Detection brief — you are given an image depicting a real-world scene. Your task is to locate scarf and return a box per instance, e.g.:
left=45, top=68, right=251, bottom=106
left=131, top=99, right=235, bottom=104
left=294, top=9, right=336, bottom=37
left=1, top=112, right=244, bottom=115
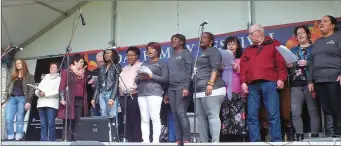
left=70, top=65, right=85, bottom=79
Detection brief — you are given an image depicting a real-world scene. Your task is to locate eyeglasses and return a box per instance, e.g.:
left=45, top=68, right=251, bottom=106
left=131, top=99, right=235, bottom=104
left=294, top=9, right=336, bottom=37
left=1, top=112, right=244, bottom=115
left=126, top=54, right=137, bottom=57
left=248, top=29, right=260, bottom=36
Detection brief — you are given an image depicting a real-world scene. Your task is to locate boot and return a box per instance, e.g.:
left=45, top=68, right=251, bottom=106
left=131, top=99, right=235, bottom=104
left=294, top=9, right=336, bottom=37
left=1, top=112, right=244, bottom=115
left=325, top=114, right=334, bottom=137
left=295, top=134, right=304, bottom=141
left=332, top=115, right=341, bottom=138
left=311, top=134, right=319, bottom=138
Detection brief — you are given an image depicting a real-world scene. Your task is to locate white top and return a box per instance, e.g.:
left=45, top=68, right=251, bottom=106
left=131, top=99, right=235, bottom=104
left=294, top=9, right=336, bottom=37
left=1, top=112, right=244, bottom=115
left=35, top=73, right=61, bottom=109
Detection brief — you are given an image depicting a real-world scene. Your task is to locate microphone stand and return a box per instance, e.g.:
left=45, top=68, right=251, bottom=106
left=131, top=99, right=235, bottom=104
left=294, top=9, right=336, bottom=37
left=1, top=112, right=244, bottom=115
left=106, top=46, right=134, bottom=143
left=191, top=24, right=205, bottom=143
left=58, top=46, right=71, bottom=142
left=58, top=10, right=81, bottom=142
left=1, top=45, right=15, bottom=59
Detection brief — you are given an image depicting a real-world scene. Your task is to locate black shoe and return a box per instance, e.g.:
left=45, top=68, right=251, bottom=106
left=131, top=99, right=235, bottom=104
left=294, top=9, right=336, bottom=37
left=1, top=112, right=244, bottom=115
left=311, top=134, right=319, bottom=138
left=3, top=139, right=15, bottom=141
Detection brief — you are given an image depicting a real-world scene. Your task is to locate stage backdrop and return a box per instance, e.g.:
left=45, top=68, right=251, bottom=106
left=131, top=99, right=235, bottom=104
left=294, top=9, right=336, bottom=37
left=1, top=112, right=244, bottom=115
left=70, top=18, right=341, bottom=72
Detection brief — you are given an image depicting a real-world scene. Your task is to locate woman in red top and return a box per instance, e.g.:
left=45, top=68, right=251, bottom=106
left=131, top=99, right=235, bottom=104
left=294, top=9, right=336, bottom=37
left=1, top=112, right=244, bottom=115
left=58, top=54, right=89, bottom=141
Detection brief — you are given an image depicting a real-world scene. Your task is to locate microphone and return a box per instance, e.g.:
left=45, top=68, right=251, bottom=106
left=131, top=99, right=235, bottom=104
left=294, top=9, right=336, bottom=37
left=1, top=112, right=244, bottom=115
left=11, top=45, right=23, bottom=50
left=200, top=20, right=208, bottom=26
left=79, top=9, right=86, bottom=26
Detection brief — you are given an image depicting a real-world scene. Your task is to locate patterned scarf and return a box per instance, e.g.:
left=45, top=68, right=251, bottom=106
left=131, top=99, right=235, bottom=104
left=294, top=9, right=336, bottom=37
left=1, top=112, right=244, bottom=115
left=70, top=64, right=85, bottom=79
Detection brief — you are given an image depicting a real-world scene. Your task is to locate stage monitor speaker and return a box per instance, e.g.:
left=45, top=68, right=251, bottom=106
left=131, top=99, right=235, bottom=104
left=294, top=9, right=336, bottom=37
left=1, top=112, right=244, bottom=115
left=75, top=116, right=118, bottom=142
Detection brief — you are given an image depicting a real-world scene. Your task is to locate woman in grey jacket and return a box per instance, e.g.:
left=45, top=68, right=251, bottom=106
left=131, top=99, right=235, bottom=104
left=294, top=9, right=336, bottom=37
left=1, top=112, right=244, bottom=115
left=194, top=32, right=226, bottom=143
left=164, top=34, right=193, bottom=145
left=4, top=59, right=35, bottom=141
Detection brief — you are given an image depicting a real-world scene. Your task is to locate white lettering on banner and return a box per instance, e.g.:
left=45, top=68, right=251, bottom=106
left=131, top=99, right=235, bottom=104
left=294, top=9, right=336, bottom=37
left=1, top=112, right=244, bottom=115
left=239, top=36, right=246, bottom=48
left=142, top=50, right=148, bottom=61
left=186, top=44, right=195, bottom=52
left=118, top=54, right=123, bottom=63
left=219, top=40, right=225, bottom=49
left=246, top=37, right=253, bottom=46
left=122, top=55, right=128, bottom=64
left=160, top=47, right=171, bottom=59
left=269, top=33, right=275, bottom=39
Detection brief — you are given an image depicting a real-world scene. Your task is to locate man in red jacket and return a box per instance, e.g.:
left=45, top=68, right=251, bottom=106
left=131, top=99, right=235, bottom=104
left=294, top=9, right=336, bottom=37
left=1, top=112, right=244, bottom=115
left=240, top=24, right=288, bottom=142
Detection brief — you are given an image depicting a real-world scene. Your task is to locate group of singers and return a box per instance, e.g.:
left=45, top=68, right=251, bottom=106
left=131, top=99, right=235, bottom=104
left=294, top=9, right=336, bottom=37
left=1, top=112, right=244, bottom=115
left=3, top=15, right=341, bottom=144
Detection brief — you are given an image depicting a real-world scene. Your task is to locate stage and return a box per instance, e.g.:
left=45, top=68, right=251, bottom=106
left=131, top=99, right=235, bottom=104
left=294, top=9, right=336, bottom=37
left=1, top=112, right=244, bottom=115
left=2, top=139, right=341, bottom=146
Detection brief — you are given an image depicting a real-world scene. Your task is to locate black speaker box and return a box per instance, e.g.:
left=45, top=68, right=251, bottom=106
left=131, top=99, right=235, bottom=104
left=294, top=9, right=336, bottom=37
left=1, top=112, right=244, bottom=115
left=75, top=116, right=118, bottom=142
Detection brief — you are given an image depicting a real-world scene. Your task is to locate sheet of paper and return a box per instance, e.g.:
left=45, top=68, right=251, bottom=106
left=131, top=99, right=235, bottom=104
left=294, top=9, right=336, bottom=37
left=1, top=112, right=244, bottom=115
left=138, top=66, right=153, bottom=75
left=27, top=84, right=45, bottom=92
left=276, top=45, right=298, bottom=63
left=219, top=49, right=235, bottom=68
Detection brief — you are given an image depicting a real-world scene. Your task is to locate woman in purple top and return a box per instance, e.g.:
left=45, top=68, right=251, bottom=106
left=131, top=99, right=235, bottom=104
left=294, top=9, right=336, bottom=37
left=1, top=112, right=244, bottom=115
left=220, top=36, right=246, bottom=142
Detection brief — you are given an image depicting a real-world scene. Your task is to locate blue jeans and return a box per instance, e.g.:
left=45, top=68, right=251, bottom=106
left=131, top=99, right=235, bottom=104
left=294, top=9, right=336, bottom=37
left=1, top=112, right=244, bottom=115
left=38, top=107, right=57, bottom=141
left=5, top=96, right=26, bottom=140
left=247, top=81, right=282, bottom=142
left=99, top=90, right=119, bottom=118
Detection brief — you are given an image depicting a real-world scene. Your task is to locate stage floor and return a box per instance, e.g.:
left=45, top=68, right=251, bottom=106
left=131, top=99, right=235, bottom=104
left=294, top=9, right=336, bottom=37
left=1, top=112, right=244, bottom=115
left=2, top=139, right=341, bottom=146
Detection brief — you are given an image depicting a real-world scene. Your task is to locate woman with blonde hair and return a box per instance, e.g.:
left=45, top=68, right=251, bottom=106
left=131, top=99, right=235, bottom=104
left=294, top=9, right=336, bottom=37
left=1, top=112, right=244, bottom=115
left=4, top=59, right=35, bottom=141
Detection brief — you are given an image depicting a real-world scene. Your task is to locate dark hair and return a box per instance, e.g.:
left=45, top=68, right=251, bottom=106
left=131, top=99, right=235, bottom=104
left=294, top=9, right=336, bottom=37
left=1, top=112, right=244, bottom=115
left=71, top=54, right=85, bottom=65
left=146, top=42, right=162, bottom=58
left=171, top=34, right=187, bottom=49
left=103, top=49, right=119, bottom=64
left=223, top=36, right=243, bottom=59
left=325, top=15, right=338, bottom=32
left=294, top=25, right=312, bottom=43
left=126, top=46, right=140, bottom=59
left=49, top=62, right=60, bottom=69
left=203, top=32, right=215, bottom=46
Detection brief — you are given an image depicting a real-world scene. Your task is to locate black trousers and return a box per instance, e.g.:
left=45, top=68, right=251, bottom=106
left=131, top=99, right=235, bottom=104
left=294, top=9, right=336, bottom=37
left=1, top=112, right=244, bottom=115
left=62, top=97, right=83, bottom=141
left=119, top=94, right=142, bottom=142
left=315, top=82, right=341, bottom=135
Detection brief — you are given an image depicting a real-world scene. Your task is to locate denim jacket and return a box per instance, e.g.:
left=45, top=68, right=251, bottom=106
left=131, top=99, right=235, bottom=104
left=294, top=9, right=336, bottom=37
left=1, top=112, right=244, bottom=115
left=93, top=63, right=121, bottom=102
left=288, top=45, right=312, bottom=81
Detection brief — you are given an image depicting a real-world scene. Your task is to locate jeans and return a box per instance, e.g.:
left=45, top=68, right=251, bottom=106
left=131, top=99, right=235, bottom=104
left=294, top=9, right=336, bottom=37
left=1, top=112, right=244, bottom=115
left=138, top=96, right=163, bottom=143
left=38, top=107, right=57, bottom=141
left=99, top=91, right=119, bottom=118
left=290, top=86, right=320, bottom=134
left=5, top=96, right=26, bottom=140
left=247, top=81, right=282, bottom=142
left=168, top=89, right=191, bottom=142
left=195, top=95, right=225, bottom=143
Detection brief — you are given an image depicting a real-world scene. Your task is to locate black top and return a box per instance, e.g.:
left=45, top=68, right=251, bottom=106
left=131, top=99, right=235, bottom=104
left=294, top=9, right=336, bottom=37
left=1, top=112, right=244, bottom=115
left=11, top=78, right=24, bottom=96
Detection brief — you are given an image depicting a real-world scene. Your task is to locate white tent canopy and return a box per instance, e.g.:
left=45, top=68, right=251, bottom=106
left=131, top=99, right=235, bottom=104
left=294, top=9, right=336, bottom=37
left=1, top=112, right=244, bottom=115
left=1, top=0, right=88, bottom=51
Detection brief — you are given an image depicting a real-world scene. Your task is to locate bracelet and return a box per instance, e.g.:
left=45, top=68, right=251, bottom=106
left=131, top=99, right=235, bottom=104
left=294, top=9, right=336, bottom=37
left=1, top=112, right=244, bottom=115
left=208, top=80, right=214, bottom=86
